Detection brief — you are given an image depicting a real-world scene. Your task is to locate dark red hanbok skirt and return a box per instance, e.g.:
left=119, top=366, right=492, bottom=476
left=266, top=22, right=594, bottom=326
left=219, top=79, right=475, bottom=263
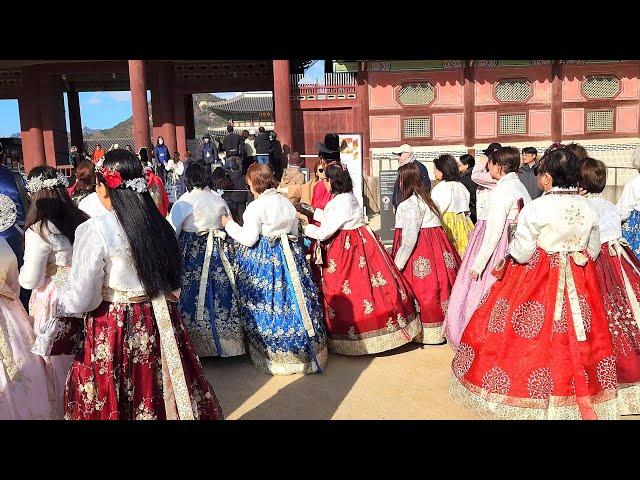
left=392, top=226, right=461, bottom=344
left=64, top=300, right=224, bottom=420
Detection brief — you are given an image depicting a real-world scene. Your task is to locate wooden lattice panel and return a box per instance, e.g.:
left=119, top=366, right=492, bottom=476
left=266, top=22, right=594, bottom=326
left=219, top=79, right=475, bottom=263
left=499, top=113, right=527, bottom=135
left=495, top=79, right=532, bottom=102
left=586, top=110, right=614, bottom=131
left=0, top=70, right=21, bottom=88
left=398, top=83, right=435, bottom=106
left=582, top=75, right=620, bottom=99
left=403, top=117, right=431, bottom=138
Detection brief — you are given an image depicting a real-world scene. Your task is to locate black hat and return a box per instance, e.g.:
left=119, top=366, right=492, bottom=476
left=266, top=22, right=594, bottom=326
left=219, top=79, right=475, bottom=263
left=202, top=134, right=211, bottom=140
left=317, top=133, right=341, bottom=160
left=482, top=142, right=502, bottom=156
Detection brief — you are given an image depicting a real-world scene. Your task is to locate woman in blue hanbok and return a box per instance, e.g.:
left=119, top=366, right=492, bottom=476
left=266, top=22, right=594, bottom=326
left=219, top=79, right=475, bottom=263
left=168, top=163, right=244, bottom=358
left=618, top=147, right=640, bottom=259
left=221, top=163, right=328, bottom=375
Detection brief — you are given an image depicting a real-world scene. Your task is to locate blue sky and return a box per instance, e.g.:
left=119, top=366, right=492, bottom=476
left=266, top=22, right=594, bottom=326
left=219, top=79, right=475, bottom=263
left=0, top=61, right=324, bottom=137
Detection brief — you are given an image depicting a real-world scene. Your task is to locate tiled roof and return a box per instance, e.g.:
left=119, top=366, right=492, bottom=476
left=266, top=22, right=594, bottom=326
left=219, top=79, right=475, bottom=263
left=206, top=93, right=273, bottom=113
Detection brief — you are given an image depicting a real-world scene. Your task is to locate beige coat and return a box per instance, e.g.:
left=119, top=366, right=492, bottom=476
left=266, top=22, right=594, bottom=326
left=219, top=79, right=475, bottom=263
left=285, top=178, right=319, bottom=205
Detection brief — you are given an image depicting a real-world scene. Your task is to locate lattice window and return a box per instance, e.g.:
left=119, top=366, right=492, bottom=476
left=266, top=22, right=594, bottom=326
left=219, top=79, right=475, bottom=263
left=398, top=83, right=435, bottom=105
left=499, top=113, right=527, bottom=135
left=495, top=79, right=532, bottom=102
left=583, top=75, right=620, bottom=99
left=586, top=110, right=614, bottom=131
left=403, top=117, right=431, bottom=138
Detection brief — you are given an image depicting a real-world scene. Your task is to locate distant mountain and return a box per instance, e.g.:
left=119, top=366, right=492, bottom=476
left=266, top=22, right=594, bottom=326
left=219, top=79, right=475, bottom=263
left=83, top=93, right=228, bottom=140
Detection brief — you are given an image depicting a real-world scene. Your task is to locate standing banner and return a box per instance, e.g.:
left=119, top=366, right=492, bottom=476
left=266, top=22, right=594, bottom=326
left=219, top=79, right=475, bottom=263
left=379, top=170, right=398, bottom=244
left=338, top=133, right=364, bottom=219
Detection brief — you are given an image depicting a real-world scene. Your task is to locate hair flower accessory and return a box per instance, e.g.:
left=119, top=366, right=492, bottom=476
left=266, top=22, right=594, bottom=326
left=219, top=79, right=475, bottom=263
left=25, top=172, right=69, bottom=193
left=97, top=165, right=124, bottom=189
left=124, top=177, right=148, bottom=193
left=97, top=164, right=147, bottom=193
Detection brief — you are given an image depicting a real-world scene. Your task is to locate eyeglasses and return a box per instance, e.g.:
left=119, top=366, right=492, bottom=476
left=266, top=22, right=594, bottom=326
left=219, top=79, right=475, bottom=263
left=317, top=168, right=324, bottom=173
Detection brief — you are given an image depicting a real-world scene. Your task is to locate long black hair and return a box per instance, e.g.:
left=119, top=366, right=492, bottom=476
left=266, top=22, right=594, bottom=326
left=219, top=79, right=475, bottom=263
left=25, top=166, right=89, bottom=243
left=97, top=149, right=181, bottom=298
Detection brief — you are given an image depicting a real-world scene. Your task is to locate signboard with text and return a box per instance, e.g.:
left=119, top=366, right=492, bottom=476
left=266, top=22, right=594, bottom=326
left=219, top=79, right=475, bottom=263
left=379, top=170, right=398, bottom=244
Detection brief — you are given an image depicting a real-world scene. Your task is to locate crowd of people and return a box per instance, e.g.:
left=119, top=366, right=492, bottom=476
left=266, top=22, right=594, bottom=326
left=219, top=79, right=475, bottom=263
left=2, top=133, right=640, bottom=420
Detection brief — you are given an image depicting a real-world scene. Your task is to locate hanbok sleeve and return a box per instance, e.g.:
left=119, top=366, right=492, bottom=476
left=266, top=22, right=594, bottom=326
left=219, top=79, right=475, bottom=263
left=312, top=208, right=325, bottom=223
left=225, top=204, right=261, bottom=247
left=289, top=216, right=300, bottom=236
left=508, top=203, right=539, bottom=264
left=471, top=156, right=497, bottom=189
left=57, top=220, right=107, bottom=315
left=18, top=228, right=50, bottom=290
left=617, top=178, right=638, bottom=222
left=167, top=199, right=190, bottom=237
left=431, top=182, right=452, bottom=214
left=393, top=200, right=422, bottom=271
left=587, top=211, right=602, bottom=261
left=304, top=196, right=349, bottom=241
left=471, top=189, right=512, bottom=274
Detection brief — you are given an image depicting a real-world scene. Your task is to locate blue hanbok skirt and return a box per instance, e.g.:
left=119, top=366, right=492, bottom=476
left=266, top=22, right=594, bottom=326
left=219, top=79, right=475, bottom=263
left=234, top=235, right=328, bottom=375
left=178, top=231, right=244, bottom=357
left=622, top=210, right=640, bottom=260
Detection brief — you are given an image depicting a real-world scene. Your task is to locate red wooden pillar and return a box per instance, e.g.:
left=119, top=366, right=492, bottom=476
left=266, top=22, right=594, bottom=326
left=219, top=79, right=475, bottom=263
left=463, top=61, right=476, bottom=153
left=157, top=62, right=177, bottom=155
left=174, top=91, right=187, bottom=159
left=128, top=60, right=152, bottom=152
left=356, top=65, right=371, bottom=175
left=551, top=60, right=563, bottom=143
left=184, top=94, right=195, bottom=140
left=19, top=66, right=46, bottom=172
left=40, top=75, right=69, bottom=166
left=68, top=86, right=84, bottom=150
left=273, top=60, right=294, bottom=151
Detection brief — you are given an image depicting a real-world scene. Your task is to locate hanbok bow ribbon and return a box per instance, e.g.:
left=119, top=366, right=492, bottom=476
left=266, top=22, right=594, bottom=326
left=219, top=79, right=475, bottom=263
left=554, top=251, right=589, bottom=342
left=270, top=233, right=315, bottom=338
left=196, top=229, right=238, bottom=329
left=608, top=238, right=640, bottom=331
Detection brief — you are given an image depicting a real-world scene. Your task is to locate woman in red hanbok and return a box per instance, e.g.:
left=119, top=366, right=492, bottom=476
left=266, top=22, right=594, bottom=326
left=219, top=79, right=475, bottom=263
left=450, top=147, right=638, bottom=419
left=143, top=166, right=169, bottom=217
left=58, top=150, right=223, bottom=420
left=392, top=162, right=461, bottom=344
left=304, top=163, right=420, bottom=355
left=581, top=158, right=640, bottom=415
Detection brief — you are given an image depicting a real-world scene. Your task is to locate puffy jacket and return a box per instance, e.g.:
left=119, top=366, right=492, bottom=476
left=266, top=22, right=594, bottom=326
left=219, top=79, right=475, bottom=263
left=254, top=132, right=272, bottom=155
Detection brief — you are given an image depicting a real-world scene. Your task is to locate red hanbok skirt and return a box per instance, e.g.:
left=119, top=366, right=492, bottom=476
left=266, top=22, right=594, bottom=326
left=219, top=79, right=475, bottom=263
left=64, top=300, right=224, bottom=420
left=594, top=242, right=640, bottom=415
left=317, top=226, right=421, bottom=355
left=392, top=226, right=461, bottom=344
left=450, top=248, right=625, bottom=420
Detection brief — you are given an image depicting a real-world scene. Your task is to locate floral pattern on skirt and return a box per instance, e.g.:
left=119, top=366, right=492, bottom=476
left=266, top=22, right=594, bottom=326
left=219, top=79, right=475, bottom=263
left=392, top=226, right=460, bottom=344
left=0, top=296, right=59, bottom=419
left=64, top=300, right=223, bottom=420
left=594, top=242, right=640, bottom=415
left=318, top=226, right=421, bottom=355
left=29, top=274, right=75, bottom=416
left=441, top=212, right=475, bottom=257
left=450, top=248, right=628, bottom=420
left=622, top=210, right=640, bottom=260
left=234, top=236, right=328, bottom=375
left=178, top=232, right=244, bottom=357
